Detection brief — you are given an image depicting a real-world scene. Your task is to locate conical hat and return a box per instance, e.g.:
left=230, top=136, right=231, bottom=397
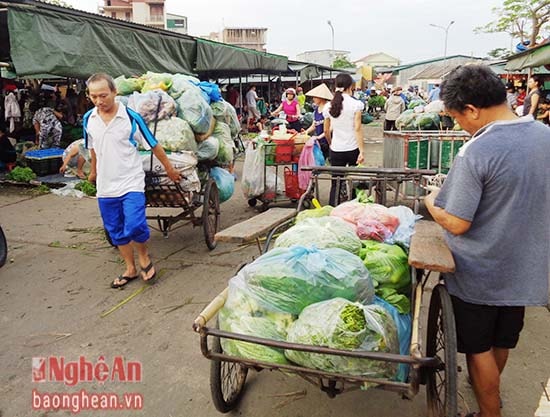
left=305, top=83, right=333, bottom=100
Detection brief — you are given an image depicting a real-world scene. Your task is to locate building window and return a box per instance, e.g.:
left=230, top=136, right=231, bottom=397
left=111, top=12, right=116, bottom=18
left=173, top=19, right=186, bottom=28
left=125, top=11, right=131, bottom=20
left=106, top=0, right=111, bottom=5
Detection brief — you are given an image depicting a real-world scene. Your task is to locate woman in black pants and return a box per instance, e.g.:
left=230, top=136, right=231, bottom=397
left=323, top=74, right=365, bottom=206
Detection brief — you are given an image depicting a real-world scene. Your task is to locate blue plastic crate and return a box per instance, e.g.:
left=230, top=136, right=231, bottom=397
left=25, top=148, right=64, bottom=159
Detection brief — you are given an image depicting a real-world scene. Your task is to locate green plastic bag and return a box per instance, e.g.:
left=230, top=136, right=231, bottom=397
left=114, top=76, right=144, bottom=95
left=295, top=206, right=333, bottom=223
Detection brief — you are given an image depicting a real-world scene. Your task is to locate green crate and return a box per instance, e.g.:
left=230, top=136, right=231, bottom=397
left=406, top=139, right=429, bottom=169
left=265, top=144, right=276, bottom=166
left=439, top=139, right=466, bottom=173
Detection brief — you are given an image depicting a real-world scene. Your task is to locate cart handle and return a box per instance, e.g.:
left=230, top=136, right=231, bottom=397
left=192, top=288, right=228, bottom=332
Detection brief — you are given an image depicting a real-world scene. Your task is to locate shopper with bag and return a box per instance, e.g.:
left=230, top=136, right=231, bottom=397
left=304, top=83, right=333, bottom=159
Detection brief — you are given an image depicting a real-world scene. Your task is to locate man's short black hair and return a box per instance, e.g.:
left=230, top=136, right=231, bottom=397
left=440, top=65, right=506, bottom=112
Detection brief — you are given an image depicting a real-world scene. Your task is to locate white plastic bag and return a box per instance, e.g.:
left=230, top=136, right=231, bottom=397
left=142, top=151, right=200, bottom=192
left=241, top=141, right=265, bottom=198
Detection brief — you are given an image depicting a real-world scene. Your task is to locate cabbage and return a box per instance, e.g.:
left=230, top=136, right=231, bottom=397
left=285, top=298, right=398, bottom=376
left=149, top=117, right=197, bottom=153
left=275, top=217, right=362, bottom=255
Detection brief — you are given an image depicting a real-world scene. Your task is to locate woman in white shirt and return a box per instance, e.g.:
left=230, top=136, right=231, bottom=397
left=323, top=73, right=365, bottom=205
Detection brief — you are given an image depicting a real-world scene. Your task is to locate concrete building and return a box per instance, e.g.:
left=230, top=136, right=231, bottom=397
left=100, top=0, right=165, bottom=30
left=222, top=28, right=267, bottom=52
left=166, top=13, right=188, bottom=35
left=296, top=49, right=351, bottom=68
left=354, top=52, right=400, bottom=68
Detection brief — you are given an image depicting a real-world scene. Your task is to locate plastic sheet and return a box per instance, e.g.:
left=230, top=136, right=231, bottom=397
left=210, top=166, right=234, bottom=203
left=285, top=298, right=398, bottom=376
left=275, top=216, right=362, bottom=255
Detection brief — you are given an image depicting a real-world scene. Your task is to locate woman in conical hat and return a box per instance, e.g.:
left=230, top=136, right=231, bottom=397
left=304, top=83, right=333, bottom=159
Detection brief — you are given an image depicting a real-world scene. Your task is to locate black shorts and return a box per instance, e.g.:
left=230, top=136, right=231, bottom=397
left=450, top=295, right=525, bottom=354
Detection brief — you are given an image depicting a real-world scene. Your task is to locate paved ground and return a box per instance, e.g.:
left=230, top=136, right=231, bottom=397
left=0, top=127, right=548, bottom=417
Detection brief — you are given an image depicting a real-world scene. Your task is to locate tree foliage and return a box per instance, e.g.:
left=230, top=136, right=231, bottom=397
left=487, top=47, right=513, bottom=59
left=332, top=55, right=355, bottom=69
left=476, top=0, right=550, bottom=47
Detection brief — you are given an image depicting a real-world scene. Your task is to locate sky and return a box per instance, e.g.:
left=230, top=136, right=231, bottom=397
left=67, top=0, right=514, bottom=64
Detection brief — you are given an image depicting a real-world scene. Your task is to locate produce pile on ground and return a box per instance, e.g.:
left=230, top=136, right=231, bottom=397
left=115, top=72, right=240, bottom=200
left=219, top=195, right=420, bottom=383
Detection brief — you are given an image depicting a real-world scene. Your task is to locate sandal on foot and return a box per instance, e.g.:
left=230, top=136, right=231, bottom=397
left=141, top=262, right=157, bottom=284
left=111, top=275, right=138, bottom=289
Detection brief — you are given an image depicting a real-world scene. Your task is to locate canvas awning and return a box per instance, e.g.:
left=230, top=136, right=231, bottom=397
left=195, top=38, right=288, bottom=77
left=505, top=43, right=550, bottom=71
left=4, top=2, right=196, bottom=78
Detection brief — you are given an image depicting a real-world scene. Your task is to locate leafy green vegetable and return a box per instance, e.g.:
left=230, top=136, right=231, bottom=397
left=285, top=298, right=398, bottom=376
left=407, top=99, right=426, bottom=110
left=375, top=287, right=411, bottom=315
left=74, top=180, right=97, bottom=196
left=368, top=95, right=386, bottom=109
left=416, top=112, right=440, bottom=130
left=359, top=241, right=410, bottom=288
left=7, top=166, right=36, bottom=182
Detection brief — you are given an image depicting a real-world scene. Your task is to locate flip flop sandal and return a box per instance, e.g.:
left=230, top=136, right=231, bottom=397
left=141, top=262, right=157, bottom=284
left=111, top=275, right=138, bottom=289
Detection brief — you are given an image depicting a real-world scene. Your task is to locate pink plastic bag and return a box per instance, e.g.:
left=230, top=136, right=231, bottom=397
left=298, top=138, right=317, bottom=190
left=331, top=202, right=400, bottom=241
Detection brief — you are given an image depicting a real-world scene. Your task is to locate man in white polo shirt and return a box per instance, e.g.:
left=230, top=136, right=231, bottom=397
left=84, top=73, right=180, bottom=289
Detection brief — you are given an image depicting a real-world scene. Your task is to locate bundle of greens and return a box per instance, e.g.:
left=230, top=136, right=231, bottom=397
left=74, top=180, right=97, bottom=197
left=7, top=166, right=36, bottom=182
left=285, top=298, right=398, bottom=376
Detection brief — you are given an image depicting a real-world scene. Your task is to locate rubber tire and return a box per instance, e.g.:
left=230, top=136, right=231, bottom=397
left=426, top=284, right=458, bottom=417
left=0, top=226, right=7, bottom=268
left=247, top=198, right=257, bottom=207
left=202, top=179, right=220, bottom=251
left=210, top=326, right=248, bottom=413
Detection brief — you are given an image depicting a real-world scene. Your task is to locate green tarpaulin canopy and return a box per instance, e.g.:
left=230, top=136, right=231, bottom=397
left=505, top=43, right=550, bottom=71
left=195, top=38, right=288, bottom=77
left=7, top=4, right=196, bottom=78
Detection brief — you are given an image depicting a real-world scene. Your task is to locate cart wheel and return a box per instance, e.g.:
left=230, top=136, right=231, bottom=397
left=210, top=329, right=248, bottom=413
left=247, top=198, right=257, bottom=207
left=426, top=284, right=458, bottom=417
left=202, top=179, right=220, bottom=250
left=104, top=228, right=116, bottom=248
left=0, top=226, right=7, bottom=268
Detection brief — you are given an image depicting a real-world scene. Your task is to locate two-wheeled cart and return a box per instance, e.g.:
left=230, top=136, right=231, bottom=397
left=194, top=167, right=459, bottom=416
left=143, top=162, right=220, bottom=250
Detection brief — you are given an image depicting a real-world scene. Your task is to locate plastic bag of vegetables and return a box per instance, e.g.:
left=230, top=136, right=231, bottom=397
left=239, top=246, right=375, bottom=315
left=395, top=110, right=417, bottom=130
left=210, top=100, right=241, bottom=138
left=218, top=277, right=295, bottom=364
left=148, top=117, right=197, bottom=153
left=212, top=121, right=234, bottom=166
left=140, top=71, right=173, bottom=92
left=275, top=216, right=362, bottom=255
left=114, top=76, right=144, bottom=95
left=416, top=112, right=440, bottom=130
left=359, top=240, right=410, bottom=290
left=210, top=166, right=234, bottom=203
left=386, top=206, right=422, bottom=249
left=176, top=88, right=213, bottom=134
left=295, top=205, right=333, bottom=223
left=168, top=73, right=200, bottom=99
left=285, top=298, right=398, bottom=377
left=375, top=287, right=410, bottom=315
left=196, top=136, right=219, bottom=161
left=331, top=202, right=400, bottom=242
left=128, top=90, right=177, bottom=123
left=141, top=151, right=200, bottom=192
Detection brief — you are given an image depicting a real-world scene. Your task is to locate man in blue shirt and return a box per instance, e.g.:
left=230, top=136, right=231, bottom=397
left=425, top=65, right=550, bottom=417
left=427, top=83, right=440, bottom=102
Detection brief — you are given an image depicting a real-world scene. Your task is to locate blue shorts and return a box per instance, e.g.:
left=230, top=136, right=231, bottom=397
left=98, top=192, right=149, bottom=246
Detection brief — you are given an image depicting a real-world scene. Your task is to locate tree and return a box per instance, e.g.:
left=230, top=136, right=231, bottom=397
left=332, top=55, right=355, bottom=69
left=487, top=47, right=513, bottom=59
left=476, top=0, right=550, bottom=47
